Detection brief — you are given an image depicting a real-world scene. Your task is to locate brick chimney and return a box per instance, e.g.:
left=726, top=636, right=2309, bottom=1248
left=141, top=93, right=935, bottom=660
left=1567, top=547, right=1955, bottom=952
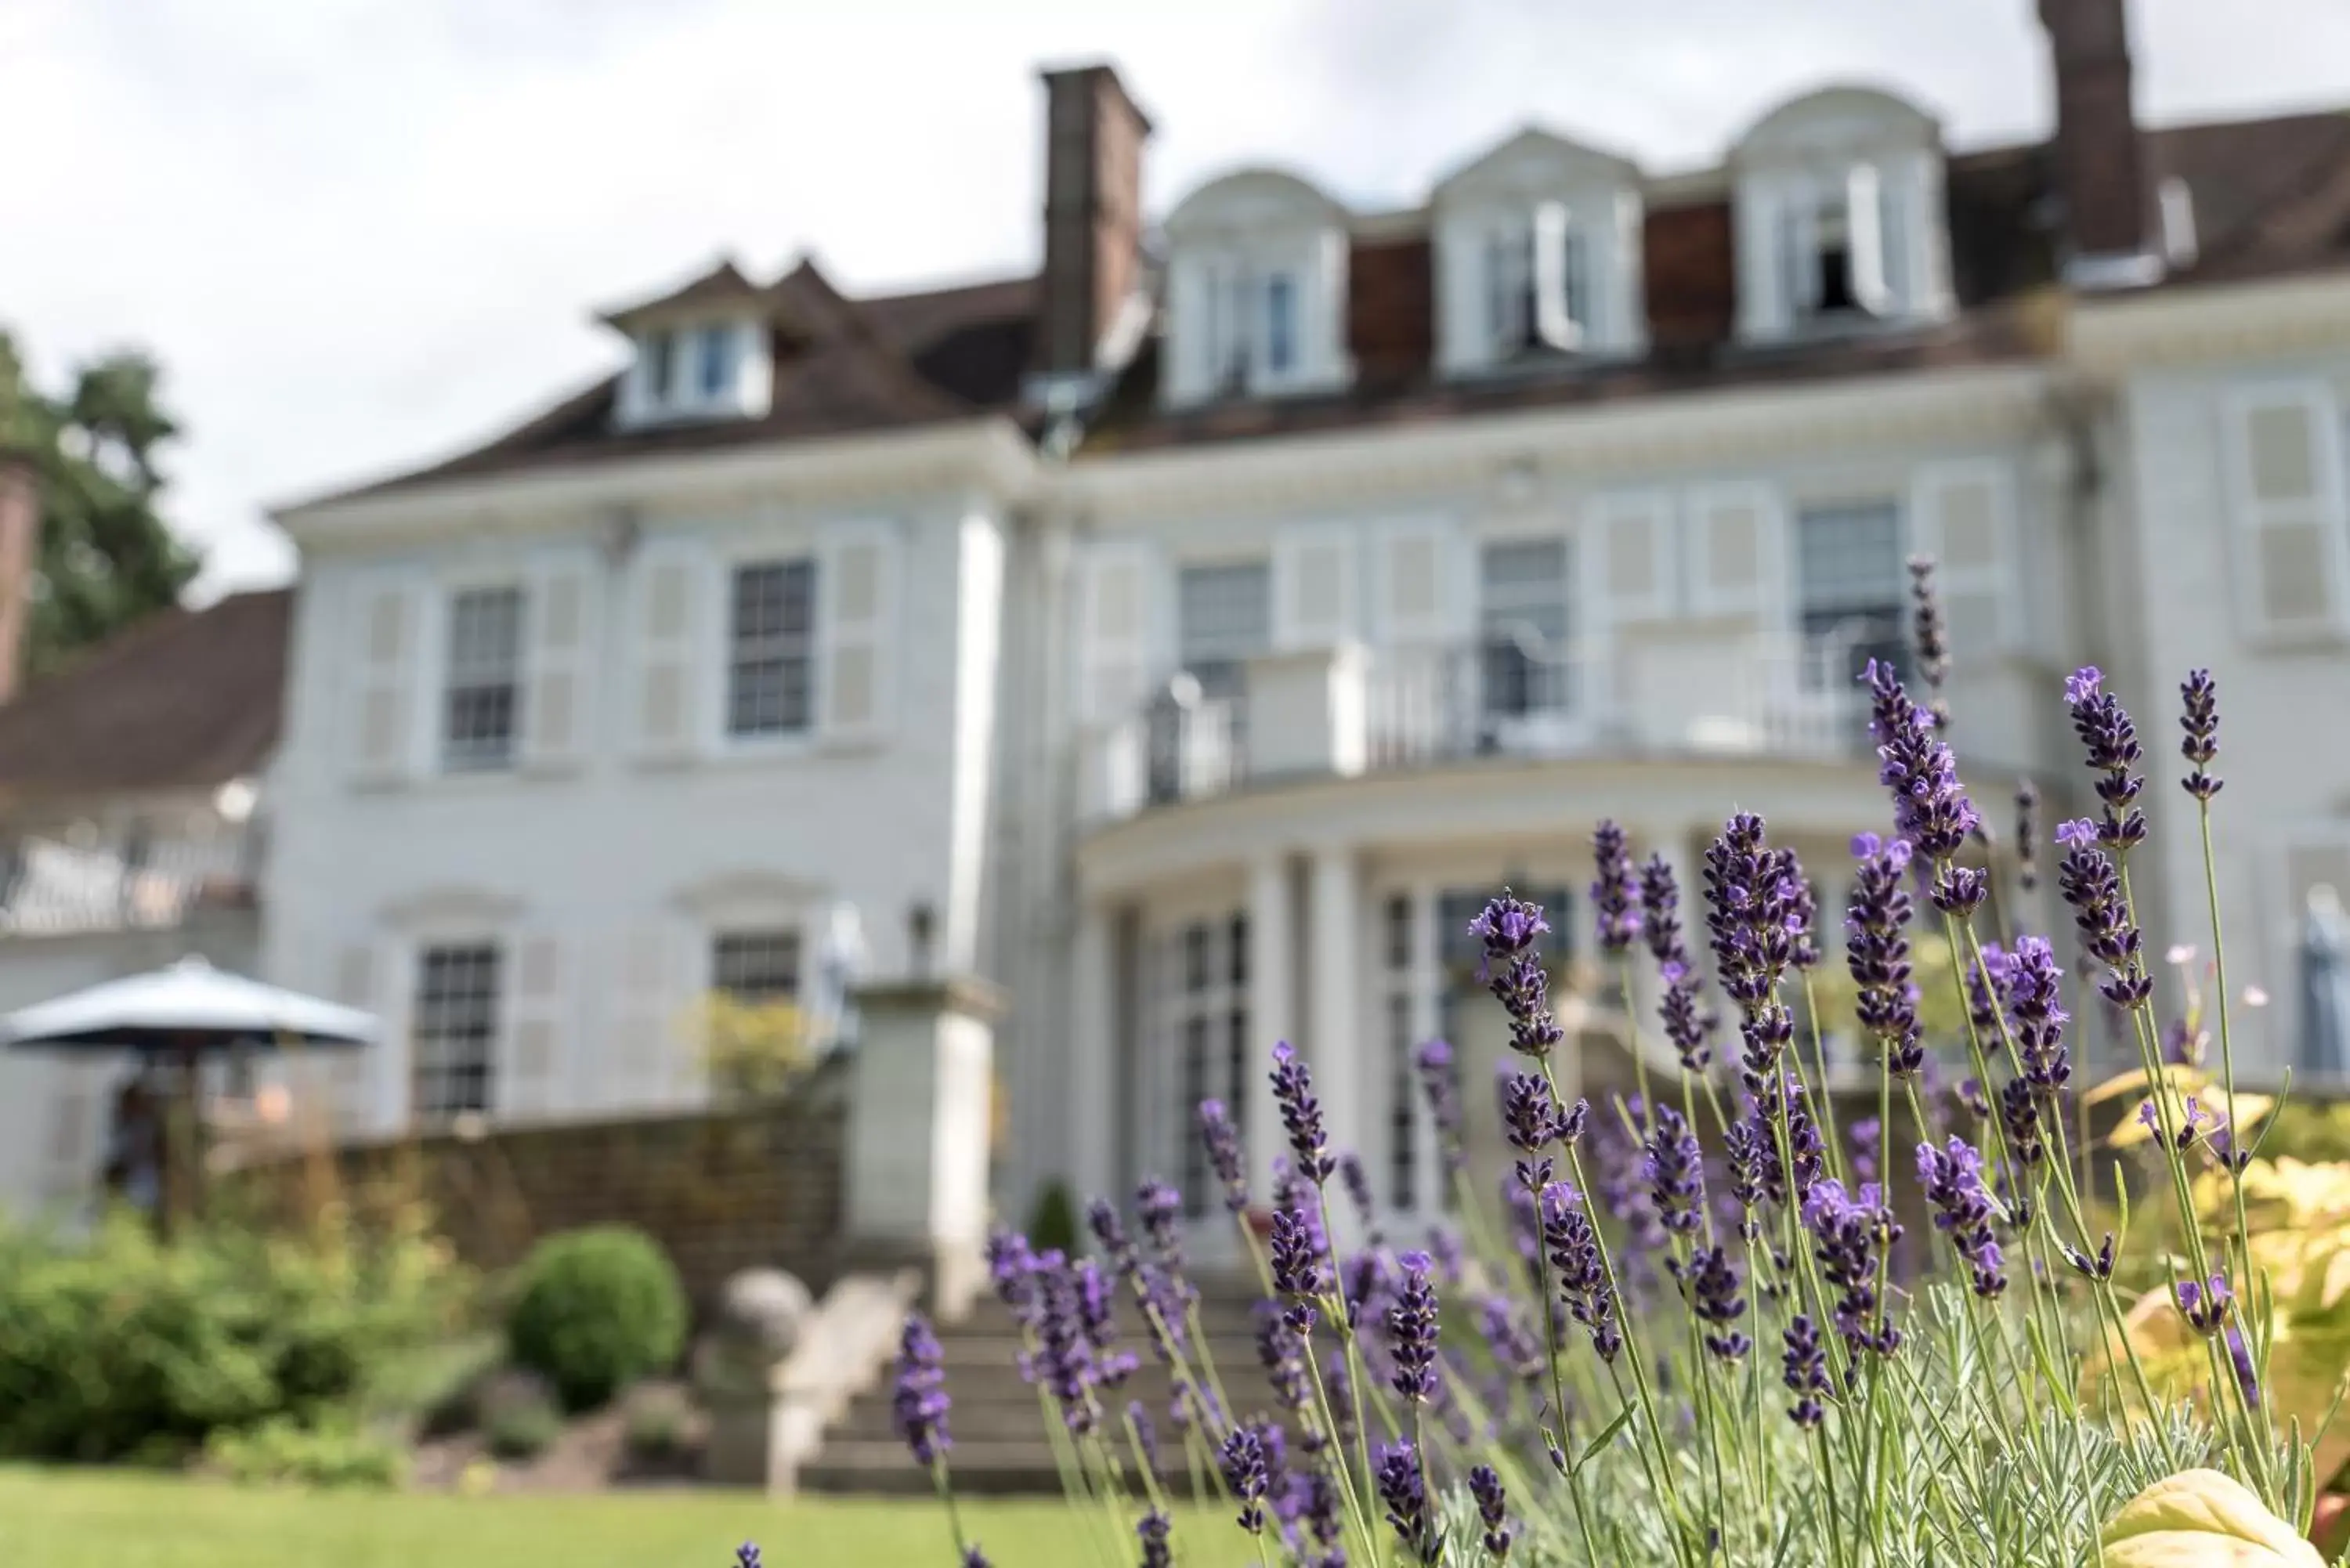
left=1034, top=63, right=1152, bottom=391
left=0, top=457, right=37, bottom=705
left=2039, top=0, right=2158, bottom=286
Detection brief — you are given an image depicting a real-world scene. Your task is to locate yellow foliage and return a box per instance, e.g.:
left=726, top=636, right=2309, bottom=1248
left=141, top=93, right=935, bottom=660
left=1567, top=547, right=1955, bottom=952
left=692, top=992, right=810, bottom=1101
left=2099, top=1469, right=2324, bottom=1566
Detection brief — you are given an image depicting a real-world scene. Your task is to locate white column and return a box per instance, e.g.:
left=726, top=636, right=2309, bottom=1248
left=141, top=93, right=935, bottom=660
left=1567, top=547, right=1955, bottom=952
left=1246, top=855, right=1293, bottom=1207
left=1407, top=880, right=1444, bottom=1219
left=1068, top=902, right=1116, bottom=1207
left=1309, top=843, right=1364, bottom=1185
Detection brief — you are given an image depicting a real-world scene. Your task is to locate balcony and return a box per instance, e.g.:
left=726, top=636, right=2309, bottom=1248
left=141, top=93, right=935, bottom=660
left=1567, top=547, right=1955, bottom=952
left=1081, top=631, right=1872, bottom=824
left=0, top=818, right=262, bottom=938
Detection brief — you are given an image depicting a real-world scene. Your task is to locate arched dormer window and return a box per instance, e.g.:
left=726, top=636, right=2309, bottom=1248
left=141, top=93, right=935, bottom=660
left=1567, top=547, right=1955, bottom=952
left=1432, top=128, right=1646, bottom=377
left=1162, top=169, right=1352, bottom=408
left=1731, top=87, right=1953, bottom=344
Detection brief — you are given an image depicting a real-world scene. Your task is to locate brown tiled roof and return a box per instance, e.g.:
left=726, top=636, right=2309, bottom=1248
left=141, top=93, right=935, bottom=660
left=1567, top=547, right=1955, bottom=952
left=0, top=589, right=291, bottom=802
left=2149, top=111, right=2350, bottom=284
left=596, top=258, right=773, bottom=331
left=312, top=262, right=1040, bottom=504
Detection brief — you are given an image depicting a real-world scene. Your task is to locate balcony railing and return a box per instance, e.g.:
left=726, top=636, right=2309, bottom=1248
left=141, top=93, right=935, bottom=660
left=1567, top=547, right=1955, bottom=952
left=1082, top=632, right=1871, bottom=822
left=0, top=819, right=262, bottom=938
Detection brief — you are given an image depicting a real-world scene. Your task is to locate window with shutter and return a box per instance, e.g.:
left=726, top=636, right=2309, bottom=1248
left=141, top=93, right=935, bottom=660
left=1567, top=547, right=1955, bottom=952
left=628, top=547, right=709, bottom=760
left=1797, top=501, right=1908, bottom=687
left=819, top=523, right=898, bottom=744
left=1687, top=483, right=1781, bottom=620
left=411, top=941, right=501, bottom=1121
left=1374, top=522, right=1452, bottom=644
left=1589, top=492, right=1676, bottom=625
left=1479, top=537, right=1574, bottom=719
left=1274, top=526, right=1357, bottom=649
left=2223, top=384, right=2350, bottom=640
left=348, top=577, right=419, bottom=784
left=1908, top=461, right=2016, bottom=663
left=1179, top=560, right=1273, bottom=695
left=605, top=922, right=679, bottom=1110
left=1080, top=544, right=1154, bottom=722
left=523, top=558, right=596, bottom=771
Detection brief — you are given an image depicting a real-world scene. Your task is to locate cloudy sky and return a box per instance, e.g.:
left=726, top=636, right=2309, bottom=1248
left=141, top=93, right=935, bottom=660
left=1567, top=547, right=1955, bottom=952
left=6, top=0, right=2348, bottom=596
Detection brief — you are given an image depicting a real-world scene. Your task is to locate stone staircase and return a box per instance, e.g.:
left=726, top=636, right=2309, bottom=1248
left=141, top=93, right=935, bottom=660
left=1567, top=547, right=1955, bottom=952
left=799, top=1270, right=1282, bottom=1494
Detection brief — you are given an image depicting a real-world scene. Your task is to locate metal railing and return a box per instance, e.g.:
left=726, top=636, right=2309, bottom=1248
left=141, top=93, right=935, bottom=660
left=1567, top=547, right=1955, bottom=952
left=1084, top=631, right=1872, bottom=822
left=0, top=820, right=262, bottom=938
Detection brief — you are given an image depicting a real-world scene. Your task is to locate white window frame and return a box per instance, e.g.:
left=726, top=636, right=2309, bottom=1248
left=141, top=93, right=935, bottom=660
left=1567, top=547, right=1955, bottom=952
left=1146, top=902, right=1253, bottom=1222
left=1371, top=519, right=1455, bottom=645
left=1907, top=458, right=2021, bottom=656
left=1684, top=481, right=1787, bottom=623
left=1587, top=490, right=1679, bottom=626
left=718, top=547, right=822, bottom=750
left=437, top=581, right=528, bottom=775
left=408, top=937, right=505, bottom=1124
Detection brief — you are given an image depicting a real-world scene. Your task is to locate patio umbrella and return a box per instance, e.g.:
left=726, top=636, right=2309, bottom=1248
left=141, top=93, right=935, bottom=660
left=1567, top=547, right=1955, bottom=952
left=2301, top=886, right=2350, bottom=1082
left=2, top=956, right=378, bottom=1229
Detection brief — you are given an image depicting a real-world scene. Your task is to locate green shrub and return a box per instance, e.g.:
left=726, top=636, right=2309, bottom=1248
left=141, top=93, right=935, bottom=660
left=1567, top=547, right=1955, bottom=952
left=206, top=1413, right=407, bottom=1489
left=1025, top=1180, right=1079, bottom=1255
left=476, top=1368, right=563, bottom=1460
left=0, top=1209, right=473, bottom=1464
left=504, top=1227, right=686, bottom=1412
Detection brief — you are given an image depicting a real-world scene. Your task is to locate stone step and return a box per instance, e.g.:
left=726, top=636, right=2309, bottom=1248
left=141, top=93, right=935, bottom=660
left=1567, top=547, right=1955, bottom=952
left=797, top=1439, right=1217, bottom=1498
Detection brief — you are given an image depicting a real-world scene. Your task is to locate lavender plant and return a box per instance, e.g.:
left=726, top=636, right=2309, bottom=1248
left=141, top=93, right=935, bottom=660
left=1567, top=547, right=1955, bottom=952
left=865, top=634, right=2334, bottom=1566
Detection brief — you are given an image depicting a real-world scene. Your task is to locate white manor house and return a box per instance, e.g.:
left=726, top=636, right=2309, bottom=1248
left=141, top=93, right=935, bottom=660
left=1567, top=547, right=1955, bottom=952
left=5, top=0, right=2350, bottom=1232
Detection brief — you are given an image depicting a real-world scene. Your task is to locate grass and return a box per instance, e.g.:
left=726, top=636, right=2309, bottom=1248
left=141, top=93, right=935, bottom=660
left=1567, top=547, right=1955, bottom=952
left=0, top=1467, right=1258, bottom=1568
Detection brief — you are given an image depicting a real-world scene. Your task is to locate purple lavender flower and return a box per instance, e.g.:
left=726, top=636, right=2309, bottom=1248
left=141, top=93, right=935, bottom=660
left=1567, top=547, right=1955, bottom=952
left=1338, top=1153, right=1379, bottom=1242
left=1386, top=1251, right=1440, bottom=1403
left=736, top=1544, right=761, bottom=1568
left=1643, top=853, right=1718, bottom=1070
left=1643, top=1103, right=1706, bottom=1237
left=1917, top=1137, right=2007, bottom=1300
left=1748, top=1074, right=1828, bottom=1209
left=2225, top=1326, right=2260, bottom=1411
left=1909, top=556, right=1951, bottom=724
left=1126, top=1399, right=1161, bottom=1475
left=985, top=1227, right=1041, bottom=1326
left=2003, top=934, right=2072, bottom=1093
left=891, top=1313, right=953, bottom=1465
left=2057, top=841, right=2151, bottom=1006
left=1540, top=1182, right=1622, bottom=1362
left=1136, top=1509, right=1172, bottom=1568
left=1862, top=659, right=1981, bottom=863
left=1686, top=1243, right=1751, bottom=1360
left=2180, top=669, right=2222, bottom=801
left=1846, top=833, right=1924, bottom=1076
left=1219, top=1426, right=1269, bottom=1534
left=1965, top=941, right=2008, bottom=1036
left=1849, top=1116, right=1882, bottom=1183
left=2065, top=666, right=2149, bottom=851
left=964, top=1549, right=989, bottom=1568
left=1270, top=1042, right=1337, bottom=1183
left=2177, top=1271, right=2233, bottom=1335
left=1426, top=1223, right=1465, bottom=1286
left=1269, top=1206, right=1325, bottom=1311
left=2016, top=780, right=2041, bottom=894
left=1075, top=1259, right=1138, bottom=1389
left=1478, top=1291, right=1546, bottom=1388
left=1034, top=1255, right=1098, bottom=1434
left=1087, top=1198, right=1140, bottom=1282
left=1502, top=1071, right=1567, bottom=1190
left=1958, top=1077, right=1993, bottom=1122
left=1470, top=1463, right=1513, bottom=1559
left=1802, top=1178, right=1903, bottom=1359
left=1471, top=891, right=1567, bottom=1058
left=2138, top=1095, right=2211, bottom=1155
left=2207, top=1122, right=2256, bottom=1174
left=1783, top=1314, right=1829, bottom=1428
left=2062, top=1231, right=2117, bottom=1281
left=1723, top=1110, right=1770, bottom=1239
left=1197, top=1100, right=1249, bottom=1215
left=1705, top=813, right=1803, bottom=1094
left=1375, top=1440, right=1439, bottom=1566
left=1136, top=1180, right=1184, bottom=1268
left=1787, top=855, right=1823, bottom=972
left=2000, top=1077, right=2045, bottom=1175
left=1591, top=820, right=1644, bottom=955
left=1414, top=1039, right=1465, bottom=1180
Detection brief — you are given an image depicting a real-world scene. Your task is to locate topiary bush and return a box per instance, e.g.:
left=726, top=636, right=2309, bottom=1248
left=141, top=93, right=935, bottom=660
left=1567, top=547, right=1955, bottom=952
left=504, top=1227, right=686, bottom=1412
left=1025, top=1180, right=1078, bottom=1256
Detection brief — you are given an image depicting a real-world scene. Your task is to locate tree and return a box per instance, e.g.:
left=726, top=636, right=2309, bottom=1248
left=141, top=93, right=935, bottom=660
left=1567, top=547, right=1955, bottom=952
left=0, top=328, right=200, bottom=679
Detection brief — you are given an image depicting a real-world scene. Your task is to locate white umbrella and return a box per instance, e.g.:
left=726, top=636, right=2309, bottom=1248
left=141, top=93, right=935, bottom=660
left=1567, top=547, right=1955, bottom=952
left=2, top=956, right=377, bottom=1233
left=0, top=955, right=378, bottom=1053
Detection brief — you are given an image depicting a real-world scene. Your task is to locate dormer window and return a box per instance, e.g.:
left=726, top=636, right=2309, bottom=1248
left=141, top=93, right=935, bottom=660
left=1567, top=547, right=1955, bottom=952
left=1483, top=204, right=1591, bottom=358
left=1434, top=128, right=1643, bottom=378
left=1788, top=167, right=1893, bottom=323
left=1732, top=88, right=1952, bottom=344
left=620, top=316, right=769, bottom=427
left=1163, top=169, right=1353, bottom=408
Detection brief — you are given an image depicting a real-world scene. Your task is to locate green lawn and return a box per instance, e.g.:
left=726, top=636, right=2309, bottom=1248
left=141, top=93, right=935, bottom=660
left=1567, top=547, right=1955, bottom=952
left=0, top=1468, right=1256, bottom=1568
